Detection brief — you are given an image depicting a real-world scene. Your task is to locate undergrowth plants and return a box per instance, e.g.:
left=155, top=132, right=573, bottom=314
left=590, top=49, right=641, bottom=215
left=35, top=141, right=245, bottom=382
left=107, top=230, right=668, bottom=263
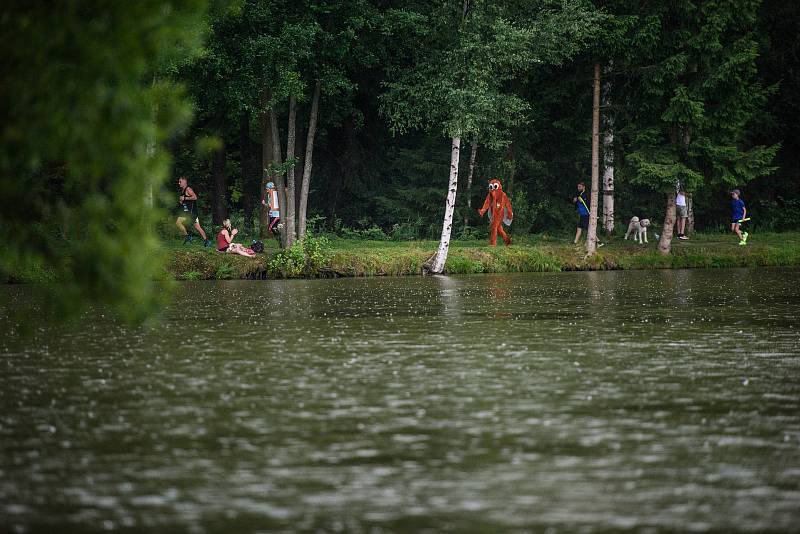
left=268, top=235, right=332, bottom=277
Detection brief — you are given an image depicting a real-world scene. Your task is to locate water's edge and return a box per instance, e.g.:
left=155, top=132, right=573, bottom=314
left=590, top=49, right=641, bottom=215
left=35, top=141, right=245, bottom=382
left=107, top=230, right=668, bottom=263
left=166, top=240, right=800, bottom=280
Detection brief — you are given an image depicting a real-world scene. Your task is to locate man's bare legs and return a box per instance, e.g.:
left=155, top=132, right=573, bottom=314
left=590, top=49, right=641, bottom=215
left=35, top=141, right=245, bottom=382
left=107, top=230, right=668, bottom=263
left=176, top=217, right=188, bottom=236
left=193, top=219, right=207, bottom=241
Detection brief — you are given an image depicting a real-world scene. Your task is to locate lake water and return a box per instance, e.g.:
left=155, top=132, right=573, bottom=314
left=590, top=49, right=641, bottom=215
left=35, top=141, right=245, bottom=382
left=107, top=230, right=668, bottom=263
left=1, top=268, right=799, bottom=532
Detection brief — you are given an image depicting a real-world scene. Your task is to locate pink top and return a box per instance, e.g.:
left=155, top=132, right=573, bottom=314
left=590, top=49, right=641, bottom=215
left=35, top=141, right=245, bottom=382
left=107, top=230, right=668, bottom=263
left=216, top=230, right=230, bottom=251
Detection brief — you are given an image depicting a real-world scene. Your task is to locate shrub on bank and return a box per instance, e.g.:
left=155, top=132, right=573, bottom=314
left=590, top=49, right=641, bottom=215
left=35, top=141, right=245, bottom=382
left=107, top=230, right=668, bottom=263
left=269, top=235, right=331, bottom=278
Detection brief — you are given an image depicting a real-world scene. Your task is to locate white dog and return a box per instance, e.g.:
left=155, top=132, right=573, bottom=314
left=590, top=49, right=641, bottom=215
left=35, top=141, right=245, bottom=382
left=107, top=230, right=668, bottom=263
left=624, top=216, right=651, bottom=244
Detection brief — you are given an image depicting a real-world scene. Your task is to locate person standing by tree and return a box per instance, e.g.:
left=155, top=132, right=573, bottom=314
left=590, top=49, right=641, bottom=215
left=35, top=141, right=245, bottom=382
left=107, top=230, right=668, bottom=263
left=730, top=189, right=748, bottom=246
left=676, top=189, right=689, bottom=240
left=573, top=181, right=590, bottom=244
left=176, top=176, right=210, bottom=247
left=262, top=181, right=281, bottom=243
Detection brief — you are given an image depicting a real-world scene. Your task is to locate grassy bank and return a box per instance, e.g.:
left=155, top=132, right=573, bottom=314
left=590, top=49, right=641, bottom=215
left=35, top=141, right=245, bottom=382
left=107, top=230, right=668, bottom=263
left=5, top=232, right=799, bottom=283
left=163, top=232, right=800, bottom=280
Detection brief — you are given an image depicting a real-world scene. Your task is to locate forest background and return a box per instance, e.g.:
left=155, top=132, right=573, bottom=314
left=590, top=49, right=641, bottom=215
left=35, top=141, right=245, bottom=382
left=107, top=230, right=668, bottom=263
left=172, top=0, right=798, bottom=240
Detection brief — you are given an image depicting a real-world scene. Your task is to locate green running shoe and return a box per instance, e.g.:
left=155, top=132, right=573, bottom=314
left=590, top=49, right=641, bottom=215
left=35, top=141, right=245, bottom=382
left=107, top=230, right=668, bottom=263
left=742, top=231, right=749, bottom=243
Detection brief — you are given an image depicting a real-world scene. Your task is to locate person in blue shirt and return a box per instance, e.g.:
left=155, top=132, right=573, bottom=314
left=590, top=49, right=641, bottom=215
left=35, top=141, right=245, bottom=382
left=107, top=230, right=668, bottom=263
left=573, top=182, right=590, bottom=244
left=730, top=189, right=748, bottom=246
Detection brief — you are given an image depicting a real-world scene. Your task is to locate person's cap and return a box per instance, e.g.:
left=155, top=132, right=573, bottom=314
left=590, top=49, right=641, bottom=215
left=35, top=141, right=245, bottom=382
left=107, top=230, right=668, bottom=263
left=731, top=189, right=740, bottom=195
left=266, top=182, right=275, bottom=189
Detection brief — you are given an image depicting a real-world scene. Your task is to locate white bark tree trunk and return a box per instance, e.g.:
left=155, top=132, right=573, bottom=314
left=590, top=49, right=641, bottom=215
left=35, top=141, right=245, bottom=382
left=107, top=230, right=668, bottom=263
left=659, top=193, right=676, bottom=255
left=427, top=137, right=461, bottom=274
left=298, top=81, right=321, bottom=239
left=587, top=63, right=601, bottom=256
left=463, top=141, right=477, bottom=230
left=601, top=65, right=614, bottom=236
left=686, top=194, right=694, bottom=234
left=602, top=129, right=614, bottom=235
left=284, top=95, right=298, bottom=246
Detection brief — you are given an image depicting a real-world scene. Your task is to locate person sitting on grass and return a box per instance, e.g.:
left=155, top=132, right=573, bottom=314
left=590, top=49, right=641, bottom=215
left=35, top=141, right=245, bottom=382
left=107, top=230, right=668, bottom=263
left=730, top=189, right=749, bottom=246
left=216, top=219, right=256, bottom=257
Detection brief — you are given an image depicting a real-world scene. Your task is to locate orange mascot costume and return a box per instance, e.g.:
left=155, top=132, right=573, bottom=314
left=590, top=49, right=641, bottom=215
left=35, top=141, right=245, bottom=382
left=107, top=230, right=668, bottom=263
left=478, top=179, right=513, bottom=246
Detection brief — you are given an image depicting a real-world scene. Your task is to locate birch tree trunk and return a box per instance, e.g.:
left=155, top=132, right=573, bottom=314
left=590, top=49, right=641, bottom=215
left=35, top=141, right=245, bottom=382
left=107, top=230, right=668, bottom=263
left=240, top=113, right=256, bottom=234
left=586, top=63, right=601, bottom=255
left=686, top=194, right=695, bottom=234
left=426, top=137, right=461, bottom=274
left=463, top=141, right=477, bottom=230
left=602, top=128, right=614, bottom=235
left=284, top=95, right=297, bottom=246
left=298, top=80, right=321, bottom=239
left=211, top=142, right=227, bottom=225
left=659, top=192, right=677, bottom=255
left=601, top=65, right=614, bottom=236
left=269, top=107, right=288, bottom=247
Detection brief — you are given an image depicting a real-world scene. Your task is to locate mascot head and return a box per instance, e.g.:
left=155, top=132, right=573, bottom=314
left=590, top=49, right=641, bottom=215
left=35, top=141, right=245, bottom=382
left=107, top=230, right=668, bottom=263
left=488, top=179, right=503, bottom=198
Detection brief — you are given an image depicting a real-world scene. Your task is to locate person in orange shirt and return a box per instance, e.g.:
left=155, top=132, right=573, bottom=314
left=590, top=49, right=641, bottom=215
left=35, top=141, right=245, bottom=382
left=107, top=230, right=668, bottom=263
left=262, top=182, right=281, bottom=236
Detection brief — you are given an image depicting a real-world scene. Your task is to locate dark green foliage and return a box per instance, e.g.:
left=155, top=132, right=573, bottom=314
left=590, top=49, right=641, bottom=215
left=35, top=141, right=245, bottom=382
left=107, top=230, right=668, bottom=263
left=611, top=0, right=778, bottom=193
left=0, top=0, right=208, bottom=321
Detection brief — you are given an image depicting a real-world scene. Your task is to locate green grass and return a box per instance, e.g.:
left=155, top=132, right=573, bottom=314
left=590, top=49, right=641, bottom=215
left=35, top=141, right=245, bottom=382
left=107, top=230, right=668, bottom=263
left=160, top=231, right=800, bottom=280
left=5, top=232, right=800, bottom=283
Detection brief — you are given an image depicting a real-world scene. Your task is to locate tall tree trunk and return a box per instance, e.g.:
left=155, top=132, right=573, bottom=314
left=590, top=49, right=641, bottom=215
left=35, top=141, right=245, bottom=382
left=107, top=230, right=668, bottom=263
left=587, top=63, right=601, bottom=255
left=426, top=137, right=461, bottom=274
left=686, top=194, right=695, bottom=233
left=259, top=97, right=273, bottom=239
left=240, top=112, right=255, bottom=234
left=463, top=141, right=477, bottom=230
left=298, top=80, right=321, bottom=239
left=505, top=141, right=516, bottom=195
left=284, top=95, right=297, bottom=246
left=659, top=193, right=676, bottom=255
left=269, top=107, right=288, bottom=247
left=212, top=141, right=227, bottom=225
left=602, top=65, right=614, bottom=236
